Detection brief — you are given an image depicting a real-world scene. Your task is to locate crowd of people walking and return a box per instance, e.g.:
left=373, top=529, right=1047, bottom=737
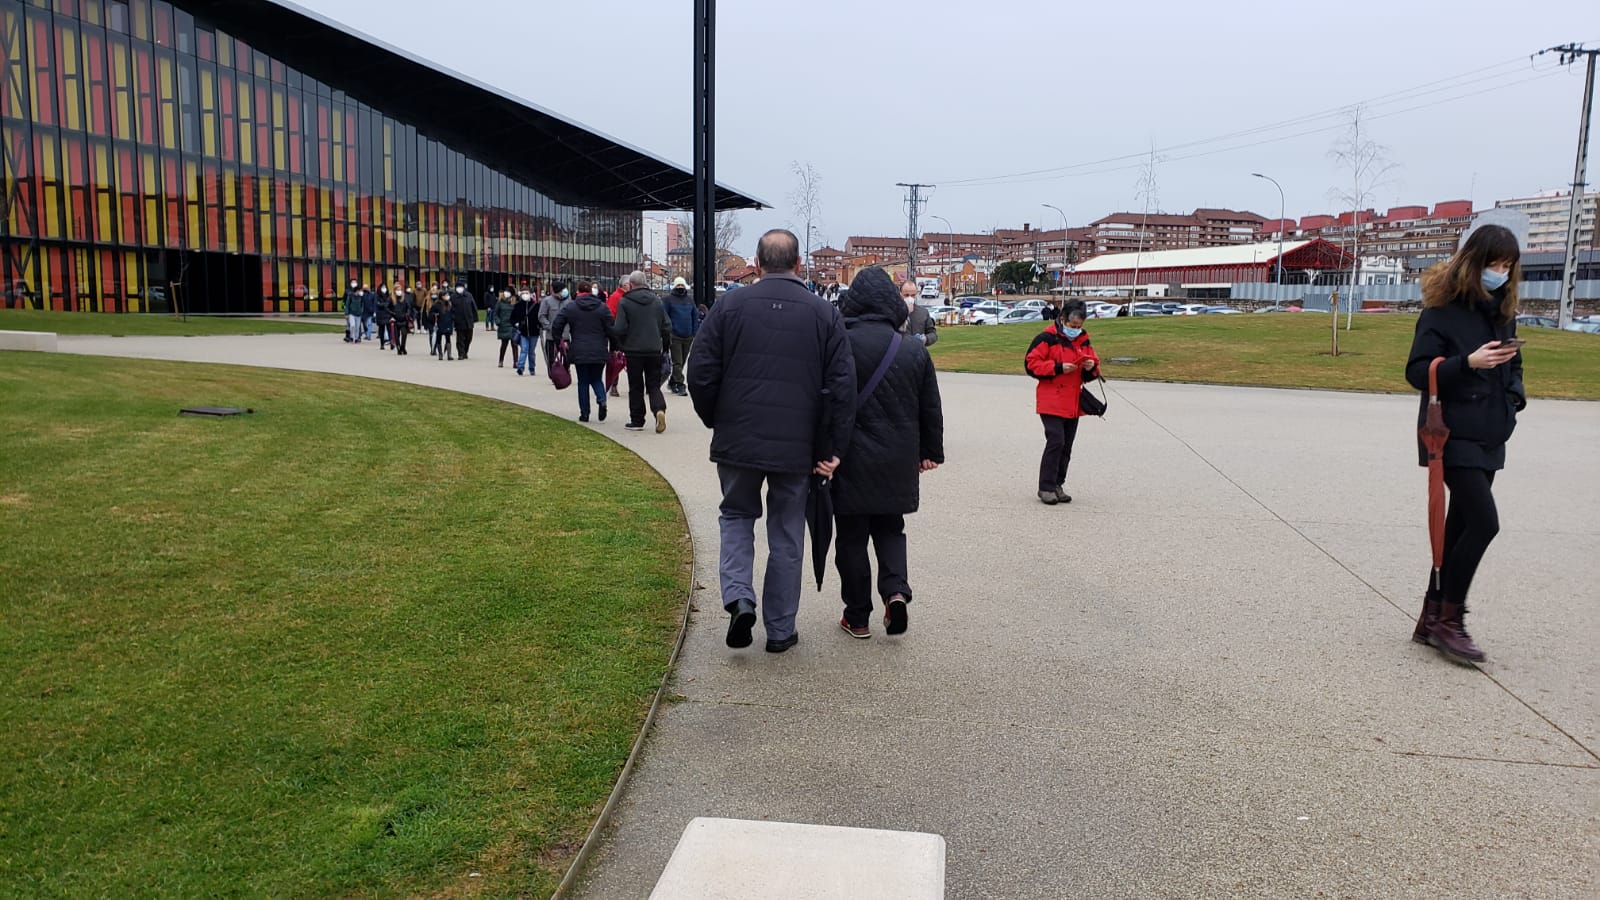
left=325, top=224, right=1525, bottom=670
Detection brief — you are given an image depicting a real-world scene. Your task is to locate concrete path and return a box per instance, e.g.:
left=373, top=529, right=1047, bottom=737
left=51, top=333, right=1600, bottom=897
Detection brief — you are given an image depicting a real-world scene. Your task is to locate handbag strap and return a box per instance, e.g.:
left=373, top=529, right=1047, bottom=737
left=858, top=332, right=902, bottom=406
left=1428, top=357, right=1443, bottom=405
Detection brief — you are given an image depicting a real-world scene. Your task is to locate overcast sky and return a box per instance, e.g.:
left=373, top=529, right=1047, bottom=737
left=305, top=0, right=1596, bottom=257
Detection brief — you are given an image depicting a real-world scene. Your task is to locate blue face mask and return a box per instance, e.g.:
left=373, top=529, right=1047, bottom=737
left=1481, top=269, right=1509, bottom=292
left=1061, top=326, right=1084, bottom=339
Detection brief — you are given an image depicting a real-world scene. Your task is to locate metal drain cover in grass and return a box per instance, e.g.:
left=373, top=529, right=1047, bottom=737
left=1108, top=357, right=1139, bottom=364
left=179, top=406, right=253, bottom=417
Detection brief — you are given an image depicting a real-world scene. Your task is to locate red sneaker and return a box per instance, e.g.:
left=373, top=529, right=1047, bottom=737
left=839, top=617, right=871, bottom=639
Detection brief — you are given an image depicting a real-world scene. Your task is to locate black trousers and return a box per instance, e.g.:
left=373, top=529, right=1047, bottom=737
left=499, top=337, right=518, bottom=366
left=393, top=322, right=409, bottom=353
left=833, top=513, right=910, bottom=628
left=456, top=327, right=473, bottom=359
left=1039, top=415, right=1081, bottom=491
left=1432, top=467, right=1499, bottom=606
left=626, top=353, right=666, bottom=425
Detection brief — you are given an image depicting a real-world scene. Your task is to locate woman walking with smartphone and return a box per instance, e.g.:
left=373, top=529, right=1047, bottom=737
left=1404, top=224, right=1526, bottom=666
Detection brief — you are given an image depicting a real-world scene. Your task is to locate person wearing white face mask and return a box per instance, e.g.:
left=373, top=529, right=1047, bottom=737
left=342, top=280, right=364, bottom=344
left=1024, top=300, right=1100, bottom=505
left=538, top=281, right=569, bottom=369
left=1402, top=224, right=1526, bottom=667
left=899, top=280, right=938, bottom=346
left=449, top=283, right=477, bottom=360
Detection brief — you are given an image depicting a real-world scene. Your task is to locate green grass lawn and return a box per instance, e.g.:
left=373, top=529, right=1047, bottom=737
left=929, top=313, right=1600, bottom=399
left=0, top=309, right=343, bottom=336
left=0, top=353, right=688, bottom=896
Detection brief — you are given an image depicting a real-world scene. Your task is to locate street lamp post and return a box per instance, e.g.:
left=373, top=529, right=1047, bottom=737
left=1042, top=203, right=1068, bottom=297
left=929, top=215, right=954, bottom=300
left=1252, top=173, right=1286, bottom=297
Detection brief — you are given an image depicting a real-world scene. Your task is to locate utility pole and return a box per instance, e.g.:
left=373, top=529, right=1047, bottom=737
left=1537, top=43, right=1597, bottom=329
left=897, top=182, right=932, bottom=284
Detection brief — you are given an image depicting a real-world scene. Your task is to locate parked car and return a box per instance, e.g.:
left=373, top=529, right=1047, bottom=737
left=1563, top=321, right=1600, bottom=335
left=966, top=309, right=1000, bottom=325
left=1086, top=301, right=1120, bottom=319
left=1090, top=289, right=1121, bottom=297
left=1127, top=302, right=1167, bottom=317
left=997, top=307, right=1044, bottom=325
left=1516, top=314, right=1559, bottom=329
left=1173, top=303, right=1211, bottom=316
left=1202, top=305, right=1242, bottom=315
left=969, top=300, right=1009, bottom=317
left=1013, top=299, right=1051, bottom=311
left=954, top=295, right=989, bottom=309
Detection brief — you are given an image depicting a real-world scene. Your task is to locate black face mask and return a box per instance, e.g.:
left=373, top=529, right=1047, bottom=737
left=673, top=288, right=687, bottom=297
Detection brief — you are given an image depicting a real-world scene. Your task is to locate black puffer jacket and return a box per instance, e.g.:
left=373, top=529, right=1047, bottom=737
left=687, top=273, right=856, bottom=474
left=1404, top=292, right=1525, bottom=470
left=550, top=295, right=615, bottom=365
left=832, top=267, right=944, bottom=515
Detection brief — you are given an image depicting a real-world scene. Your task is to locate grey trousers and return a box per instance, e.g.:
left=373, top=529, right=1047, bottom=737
left=717, top=465, right=810, bottom=640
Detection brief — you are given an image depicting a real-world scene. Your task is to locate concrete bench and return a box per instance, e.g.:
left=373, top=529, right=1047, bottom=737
left=650, top=817, right=945, bottom=899
left=0, top=330, right=58, bottom=352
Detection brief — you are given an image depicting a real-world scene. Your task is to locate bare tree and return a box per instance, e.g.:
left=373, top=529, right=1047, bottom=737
left=672, top=211, right=743, bottom=283
left=788, top=161, right=823, bottom=281
left=1328, top=105, right=1398, bottom=344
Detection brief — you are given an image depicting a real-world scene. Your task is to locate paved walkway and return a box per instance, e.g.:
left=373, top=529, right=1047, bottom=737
left=54, top=333, right=1600, bottom=897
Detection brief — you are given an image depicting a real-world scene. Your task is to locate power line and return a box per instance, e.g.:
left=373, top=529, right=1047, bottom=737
left=939, top=70, right=1563, bottom=190
left=936, top=56, right=1560, bottom=188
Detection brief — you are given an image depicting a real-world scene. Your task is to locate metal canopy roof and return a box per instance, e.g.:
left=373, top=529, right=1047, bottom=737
left=185, top=0, right=765, bottom=212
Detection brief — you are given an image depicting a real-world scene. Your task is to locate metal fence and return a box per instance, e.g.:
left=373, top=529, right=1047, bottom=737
left=1227, top=281, right=1600, bottom=305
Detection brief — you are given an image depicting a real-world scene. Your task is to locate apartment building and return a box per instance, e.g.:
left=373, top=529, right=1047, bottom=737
left=1086, top=208, right=1265, bottom=256
left=1494, top=192, right=1599, bottom=252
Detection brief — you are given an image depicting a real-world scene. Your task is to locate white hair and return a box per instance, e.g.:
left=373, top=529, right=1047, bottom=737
left=625, top=270, right=651, bottom=289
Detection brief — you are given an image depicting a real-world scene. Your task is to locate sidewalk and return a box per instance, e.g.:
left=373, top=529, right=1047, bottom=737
left=54, top=334, right=1600, bottom=897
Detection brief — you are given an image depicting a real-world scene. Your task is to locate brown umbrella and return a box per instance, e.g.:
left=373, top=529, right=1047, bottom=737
left=1420, top=358, right=1450, bottom=589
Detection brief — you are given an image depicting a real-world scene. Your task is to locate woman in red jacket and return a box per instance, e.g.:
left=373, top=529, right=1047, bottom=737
left=1024, top=300, right=1101, bottom=505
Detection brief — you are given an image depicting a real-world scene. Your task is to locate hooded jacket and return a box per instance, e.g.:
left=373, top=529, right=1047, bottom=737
left=612, top=288, right=671, bottom=354
left=687, top=271, right=856, bottom=475
left=1404, top=292, right=1524, bottom=470
left=550, top=294, right=615, bottom=365
left=833, top=267, right=945, bottom=516
left=665, top=288, right=702, bottom=337
left=493, top=296, right=517, bottom=341
left=1025, top=321, right=1102, bottom=418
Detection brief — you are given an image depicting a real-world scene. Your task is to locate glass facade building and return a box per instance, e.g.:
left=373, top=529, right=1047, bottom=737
left=0, top=0, right=694, bottom=314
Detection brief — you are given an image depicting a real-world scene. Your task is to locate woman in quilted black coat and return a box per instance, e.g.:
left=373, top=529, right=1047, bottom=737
left=831, top=266, right=945, bottom=639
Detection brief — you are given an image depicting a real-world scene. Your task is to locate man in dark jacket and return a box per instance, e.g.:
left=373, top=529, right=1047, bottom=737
left=832, top=267, right=944, bottom=638
left=611, top=271, right=673, bottom=432
left=688, top=229, right=856, bottom=653
left=899, top=279, right=939, bottom=346
left=664, top=276, right=702, bottom=396
left=450, top=283, right=477, bottom=360
left=342, top=280, right=364, bottom=343
left=361, top=283, right=378, bottom=342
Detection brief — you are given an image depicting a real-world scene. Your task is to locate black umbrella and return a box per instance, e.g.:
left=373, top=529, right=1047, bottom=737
left=806, top=389, right=835, bottom=591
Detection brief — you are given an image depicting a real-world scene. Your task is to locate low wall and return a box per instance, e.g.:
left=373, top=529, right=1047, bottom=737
left=0, top=330, right=59, bottom=352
